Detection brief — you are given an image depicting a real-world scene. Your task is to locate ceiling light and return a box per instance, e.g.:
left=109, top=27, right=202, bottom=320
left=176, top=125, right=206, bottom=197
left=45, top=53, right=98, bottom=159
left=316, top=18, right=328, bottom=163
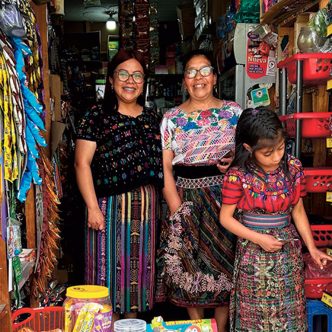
left=106, top=17, right=116, bottom=30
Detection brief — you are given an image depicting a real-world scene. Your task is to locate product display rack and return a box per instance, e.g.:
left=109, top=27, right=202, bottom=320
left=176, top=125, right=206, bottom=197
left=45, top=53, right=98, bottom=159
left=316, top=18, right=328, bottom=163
left=0, top=2, right=52, bottom=331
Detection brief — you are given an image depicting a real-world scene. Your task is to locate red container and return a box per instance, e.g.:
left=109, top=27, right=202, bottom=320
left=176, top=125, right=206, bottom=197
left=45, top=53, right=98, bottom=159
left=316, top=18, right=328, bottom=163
left=12, top=306, right=64, bottom=332
left=310, top=224, right=332, bottom=247
left=279, top=112, right=332, bottom=138
left=303, top=168, right=332, bottom=193
left=277, top=53, right=332, bottom=85
left=304, top=278, right=332, bottom=298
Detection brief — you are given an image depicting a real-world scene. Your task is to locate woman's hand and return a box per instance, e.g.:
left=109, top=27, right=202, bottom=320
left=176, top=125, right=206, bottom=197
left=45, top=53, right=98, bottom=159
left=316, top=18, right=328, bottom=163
left=256, top=234, right=284, bottom=252
left=309, top=247, right=332, bottom=269
left=217, top=151, right=234, bottom=173
left=87, top=207, right=105, bottom=230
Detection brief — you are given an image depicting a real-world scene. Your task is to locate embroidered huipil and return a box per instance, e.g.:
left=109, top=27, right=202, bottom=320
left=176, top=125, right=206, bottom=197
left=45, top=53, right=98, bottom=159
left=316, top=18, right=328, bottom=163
left=222, top=154, right=306, bottom=212
left=160, top=101, right=242, bottom=165
left=76, top=104, right=163, bottom=197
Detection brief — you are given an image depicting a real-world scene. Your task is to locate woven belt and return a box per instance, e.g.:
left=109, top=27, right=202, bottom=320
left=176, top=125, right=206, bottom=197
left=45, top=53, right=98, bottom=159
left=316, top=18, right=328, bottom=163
left=242, top=213, right=290, bottom=229
left=173, top=164, right=220, bottom=179
left=176, top=175, right=223, bottom=189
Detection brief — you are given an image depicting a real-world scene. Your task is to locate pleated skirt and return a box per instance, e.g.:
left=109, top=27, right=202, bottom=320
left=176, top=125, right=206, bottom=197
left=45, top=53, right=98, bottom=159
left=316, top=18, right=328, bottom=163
left=85, top=184, right=160, bottom=314
left=156, top=178, right=236, bottom=307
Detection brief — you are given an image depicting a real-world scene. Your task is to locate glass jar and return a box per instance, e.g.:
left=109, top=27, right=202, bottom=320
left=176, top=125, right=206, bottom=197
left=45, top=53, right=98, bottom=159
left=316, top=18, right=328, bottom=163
left=297, top=26, right=324, bottom=53
left=114, top=319, right=146, bottom=332
left=63, top=285, right=112, bottom=331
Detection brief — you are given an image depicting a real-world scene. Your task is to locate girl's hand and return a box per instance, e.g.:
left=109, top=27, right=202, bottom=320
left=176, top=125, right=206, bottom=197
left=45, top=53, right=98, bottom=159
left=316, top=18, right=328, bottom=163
left=87, top=207, right=105, bottom=230
left=256, top=234, right=284, bottom=252
left=217, top=151, right=234, bottom=173
left=309, top=247, right=332, bottom=269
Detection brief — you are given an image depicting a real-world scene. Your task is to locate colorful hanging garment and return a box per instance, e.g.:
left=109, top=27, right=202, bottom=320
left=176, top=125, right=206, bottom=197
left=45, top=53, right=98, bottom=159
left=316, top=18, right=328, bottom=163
left=0, top=31, right=26, bottom=185
left=31, top=148, right=61, bottom=298
left=11, top=37, right=47, bottom=202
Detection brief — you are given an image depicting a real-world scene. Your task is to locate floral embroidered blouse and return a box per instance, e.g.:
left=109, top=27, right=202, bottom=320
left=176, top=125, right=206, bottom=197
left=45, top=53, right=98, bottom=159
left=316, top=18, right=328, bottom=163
left=160, top=101, right=242, bottom=165
left=76, top=104, right=163, bottom=197
left=222, top=154, right=306, bottom=214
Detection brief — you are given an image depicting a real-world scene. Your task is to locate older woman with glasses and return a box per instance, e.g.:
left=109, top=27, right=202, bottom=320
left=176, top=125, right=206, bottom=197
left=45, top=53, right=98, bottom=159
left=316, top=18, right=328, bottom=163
left=75, top=49, right=163, bottom=321
left=156, top=49, right=242, bottom=331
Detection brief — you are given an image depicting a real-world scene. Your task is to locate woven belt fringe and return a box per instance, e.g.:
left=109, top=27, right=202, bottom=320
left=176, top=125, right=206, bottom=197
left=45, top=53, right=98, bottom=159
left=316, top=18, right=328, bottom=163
left=242, top=213, right=290, bottom=229
left=176, top=175, right=223, bottom=189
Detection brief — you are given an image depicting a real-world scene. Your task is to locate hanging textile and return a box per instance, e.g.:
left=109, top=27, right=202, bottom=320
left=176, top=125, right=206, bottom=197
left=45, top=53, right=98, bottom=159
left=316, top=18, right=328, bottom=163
left=31, top=148, right=61, bottom=298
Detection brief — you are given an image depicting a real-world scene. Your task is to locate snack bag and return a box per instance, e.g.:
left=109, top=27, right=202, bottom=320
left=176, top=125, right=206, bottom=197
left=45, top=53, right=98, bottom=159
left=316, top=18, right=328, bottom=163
left=147, top=316, right=218, bottom=332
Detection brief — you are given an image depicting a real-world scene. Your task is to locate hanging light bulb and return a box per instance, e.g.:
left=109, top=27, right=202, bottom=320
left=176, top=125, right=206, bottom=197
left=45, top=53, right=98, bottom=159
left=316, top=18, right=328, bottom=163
left=106, top=13, right=117, bottom=31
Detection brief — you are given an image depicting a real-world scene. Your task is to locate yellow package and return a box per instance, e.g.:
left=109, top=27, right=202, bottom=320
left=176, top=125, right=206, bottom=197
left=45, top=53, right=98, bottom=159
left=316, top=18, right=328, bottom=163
left=73, top=303, right=102, bottom=332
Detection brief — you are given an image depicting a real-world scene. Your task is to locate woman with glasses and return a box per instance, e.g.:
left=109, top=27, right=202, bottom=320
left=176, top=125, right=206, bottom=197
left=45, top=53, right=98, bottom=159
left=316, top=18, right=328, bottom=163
left=75, top=49, right=163, bottom=321
left=156, top=49, right=242, bottom=331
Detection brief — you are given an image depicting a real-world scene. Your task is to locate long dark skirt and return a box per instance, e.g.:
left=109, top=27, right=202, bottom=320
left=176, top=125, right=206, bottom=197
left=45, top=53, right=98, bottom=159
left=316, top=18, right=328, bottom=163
left=156, top=178, right=236, bottom=307
left=85, top=184, right=160, bottom=314
left=231, top=223, right=306, bottom=331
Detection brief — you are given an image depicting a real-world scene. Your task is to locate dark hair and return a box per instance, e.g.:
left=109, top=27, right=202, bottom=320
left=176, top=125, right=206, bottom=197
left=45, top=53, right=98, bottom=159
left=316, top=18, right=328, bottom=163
left=183, top=49, right=217, bottom=71
left=231, top=107, right=289, bottom=175
left=103, top=49, right=148, bottom=112
left=182, top=49, right=218, bottom=97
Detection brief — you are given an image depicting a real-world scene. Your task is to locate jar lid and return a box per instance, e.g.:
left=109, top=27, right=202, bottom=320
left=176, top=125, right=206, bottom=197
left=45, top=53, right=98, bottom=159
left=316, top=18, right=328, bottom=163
left=114, top=319, right=146, bottom=331
left=66, top=285, right=109, bottom=299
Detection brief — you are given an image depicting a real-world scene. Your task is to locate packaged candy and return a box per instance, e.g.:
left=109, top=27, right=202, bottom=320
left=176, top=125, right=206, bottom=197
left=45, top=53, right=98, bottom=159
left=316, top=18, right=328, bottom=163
left=63, top=285, right=112, bottom=332
left=147, top=316, right=218, bottom=332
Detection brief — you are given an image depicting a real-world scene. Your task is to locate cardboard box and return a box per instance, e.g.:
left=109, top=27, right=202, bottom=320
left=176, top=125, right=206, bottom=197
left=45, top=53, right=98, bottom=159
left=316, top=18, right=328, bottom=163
left=278, top=27, right=294, bottom=62
left=177, top=3, right=195, bottom=39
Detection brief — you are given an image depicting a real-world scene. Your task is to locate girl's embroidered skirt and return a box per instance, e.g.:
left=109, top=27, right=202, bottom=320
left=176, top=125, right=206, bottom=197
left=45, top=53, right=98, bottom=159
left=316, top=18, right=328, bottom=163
left=230, top=213, right=306, bottom=331
left=156, top=175, right=236, bottom=307
left=85, top=184, right=160, bottom=314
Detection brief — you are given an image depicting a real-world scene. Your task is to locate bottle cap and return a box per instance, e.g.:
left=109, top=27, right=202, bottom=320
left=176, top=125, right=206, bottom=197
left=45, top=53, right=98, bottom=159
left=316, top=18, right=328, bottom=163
left=114, top=319, right=146, bottom=331
left=66, top=285, right=109, bottom=299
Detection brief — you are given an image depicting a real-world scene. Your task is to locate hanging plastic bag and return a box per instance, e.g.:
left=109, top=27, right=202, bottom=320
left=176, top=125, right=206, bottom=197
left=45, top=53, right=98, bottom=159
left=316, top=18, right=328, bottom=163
left=0, top=3, right=26, bottom=38
left=6, top=218, right=22, bottom=258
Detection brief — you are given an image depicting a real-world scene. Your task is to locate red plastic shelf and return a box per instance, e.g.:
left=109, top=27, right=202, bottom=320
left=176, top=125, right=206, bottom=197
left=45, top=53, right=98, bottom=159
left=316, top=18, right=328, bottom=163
left=305, top=278, right=332, bottom=299
left=277, top=53, right=332, bottom=85
left=303, top=168, right=332, bottom=193
left=280, top=112, right=332, bottom=138
left=310, top=224, right=332, bottom=247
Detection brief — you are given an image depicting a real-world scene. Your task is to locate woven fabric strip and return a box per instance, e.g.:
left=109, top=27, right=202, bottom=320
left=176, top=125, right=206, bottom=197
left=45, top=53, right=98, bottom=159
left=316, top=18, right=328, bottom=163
left=242, top=213, right=290, bottom=229
left=176, top=175, right=223, bottom=189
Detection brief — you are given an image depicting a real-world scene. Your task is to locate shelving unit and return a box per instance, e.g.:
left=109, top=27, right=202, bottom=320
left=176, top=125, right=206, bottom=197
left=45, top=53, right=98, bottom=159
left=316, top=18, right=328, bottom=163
left=260, top=0, right=319, bottom=26
left=271, top=1, right=332, bottom=216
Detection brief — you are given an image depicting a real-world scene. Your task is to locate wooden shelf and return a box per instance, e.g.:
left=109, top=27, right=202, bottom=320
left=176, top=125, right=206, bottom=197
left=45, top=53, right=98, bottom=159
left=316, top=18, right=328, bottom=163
left=260, top=0, right=319, bottom=26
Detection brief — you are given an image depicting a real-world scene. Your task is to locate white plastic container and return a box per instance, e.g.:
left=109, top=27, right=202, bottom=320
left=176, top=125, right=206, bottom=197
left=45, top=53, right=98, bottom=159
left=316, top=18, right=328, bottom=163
left=114, top=318, right=146, bottom=332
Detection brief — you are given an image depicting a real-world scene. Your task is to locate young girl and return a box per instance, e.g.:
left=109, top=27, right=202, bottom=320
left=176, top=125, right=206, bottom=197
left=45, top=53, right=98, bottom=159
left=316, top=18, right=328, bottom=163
left=219, top=108, right=331, bottom=331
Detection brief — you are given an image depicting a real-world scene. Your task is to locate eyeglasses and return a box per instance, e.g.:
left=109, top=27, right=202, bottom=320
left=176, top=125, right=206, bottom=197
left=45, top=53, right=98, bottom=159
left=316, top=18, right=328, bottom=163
left=184, top=66, right=214, bottom=79
left=115, top=69, right=144, bottom=83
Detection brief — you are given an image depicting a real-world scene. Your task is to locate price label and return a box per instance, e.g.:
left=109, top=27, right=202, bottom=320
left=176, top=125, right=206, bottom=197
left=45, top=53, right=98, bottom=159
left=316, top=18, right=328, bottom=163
left=326, top=138, right=332, bottom=149
left=326, top=192, right=332, bottom=203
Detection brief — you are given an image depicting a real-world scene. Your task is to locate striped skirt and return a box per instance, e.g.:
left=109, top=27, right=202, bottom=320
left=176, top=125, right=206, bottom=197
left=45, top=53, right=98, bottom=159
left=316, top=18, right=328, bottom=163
left=230, top=213, right=306, bottom=331
left=156, top=176, right=236, bottom=307
left=85, top=184, right=160, bottom=314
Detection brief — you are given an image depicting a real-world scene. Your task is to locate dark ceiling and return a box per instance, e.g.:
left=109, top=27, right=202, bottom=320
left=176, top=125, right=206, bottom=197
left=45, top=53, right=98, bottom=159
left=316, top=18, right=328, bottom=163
left=64, top=0, right=182, bottom=22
